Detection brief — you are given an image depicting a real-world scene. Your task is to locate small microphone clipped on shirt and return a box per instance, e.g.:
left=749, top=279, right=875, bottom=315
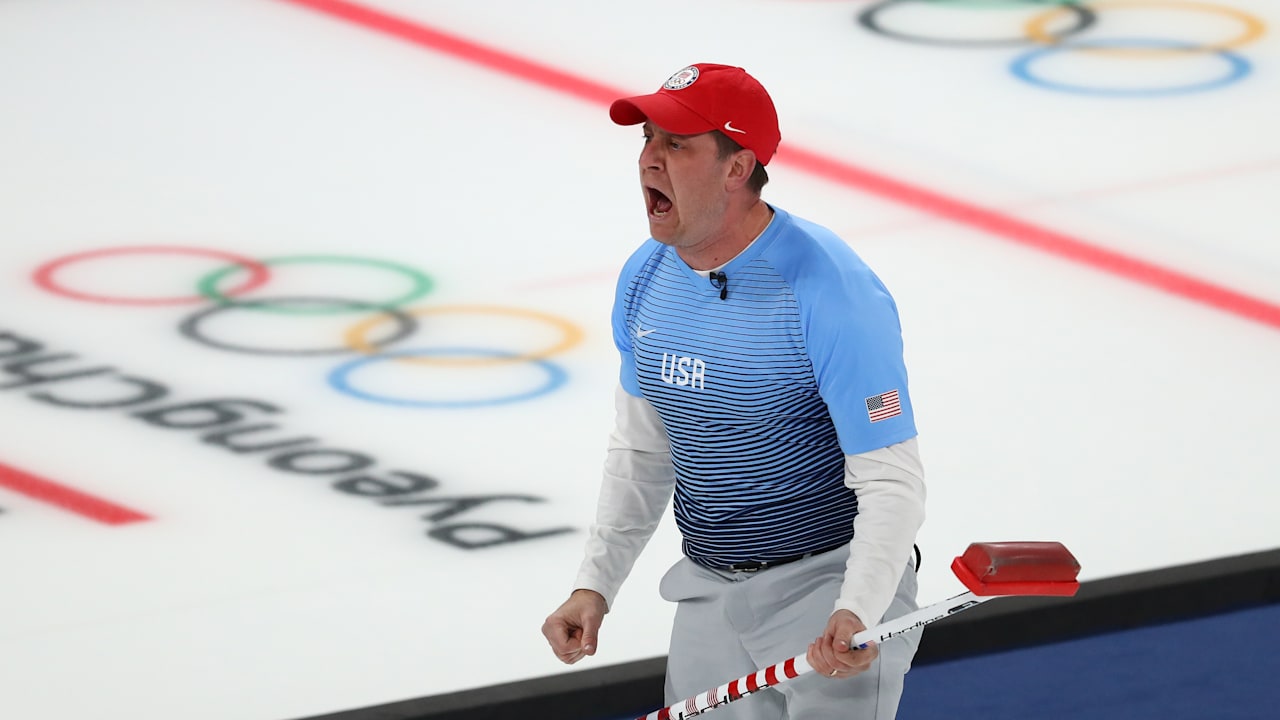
left=709, top=271, right=728, bottom=300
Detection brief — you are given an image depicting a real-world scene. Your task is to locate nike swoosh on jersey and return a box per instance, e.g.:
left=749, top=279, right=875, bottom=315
left=637, top=328, right=658, bottom=337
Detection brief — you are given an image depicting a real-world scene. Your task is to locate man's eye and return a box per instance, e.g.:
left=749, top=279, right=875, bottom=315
left=669, top=141, right=681, bottom=150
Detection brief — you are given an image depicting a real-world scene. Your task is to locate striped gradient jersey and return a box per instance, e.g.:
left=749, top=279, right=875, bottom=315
left=612, top=206, right=917, bottom=568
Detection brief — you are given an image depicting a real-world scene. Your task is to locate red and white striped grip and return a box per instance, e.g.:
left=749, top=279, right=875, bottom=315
left=639, top=656, right=811, bottom=720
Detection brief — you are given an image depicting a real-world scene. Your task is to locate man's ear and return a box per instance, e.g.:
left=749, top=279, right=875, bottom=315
left=724, top=149, right=757, bottom=192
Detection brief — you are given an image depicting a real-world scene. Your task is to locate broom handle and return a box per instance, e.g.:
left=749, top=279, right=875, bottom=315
left=854, top=590, right=985, bottom=647
left=638, top=591, right=988, bottom=720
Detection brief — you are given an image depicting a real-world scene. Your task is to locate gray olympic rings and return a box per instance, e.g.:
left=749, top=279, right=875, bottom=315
left=857, top=0, right=1097, bottom=48
left=179, top=296, right=420, bottom=356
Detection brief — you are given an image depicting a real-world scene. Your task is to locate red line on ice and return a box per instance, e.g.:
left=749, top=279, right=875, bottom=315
left=276, top=0, right=1280, bottom=331
left=0, top=462, right=150, bottom=525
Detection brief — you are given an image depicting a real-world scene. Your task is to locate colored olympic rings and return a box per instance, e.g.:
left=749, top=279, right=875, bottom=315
left=343, top=305, right=585, bottom=367
left=854, top=0, right=1266, bottom=95
left=858, top=0, right=1096, bottom=48
left=32, top=245, right=271, bottom=306
left=32, top=245, right=585, bottom=408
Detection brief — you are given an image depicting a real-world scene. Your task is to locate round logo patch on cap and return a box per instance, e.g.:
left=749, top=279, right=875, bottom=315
left=663, top=66, right=699, bottom=90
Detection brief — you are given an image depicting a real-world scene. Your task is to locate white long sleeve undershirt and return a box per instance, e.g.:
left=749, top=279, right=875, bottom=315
left=574, top=385, right=926, bottom=627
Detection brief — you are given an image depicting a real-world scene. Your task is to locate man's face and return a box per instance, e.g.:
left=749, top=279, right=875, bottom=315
left=637, top=121, right=733, bottom=251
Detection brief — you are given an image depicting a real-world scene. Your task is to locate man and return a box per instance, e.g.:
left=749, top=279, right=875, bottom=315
left=542, top=63, right=926, bottom=719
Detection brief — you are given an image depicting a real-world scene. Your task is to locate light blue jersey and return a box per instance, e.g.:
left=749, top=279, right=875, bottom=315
left=612, top=206, right=917, bottom=567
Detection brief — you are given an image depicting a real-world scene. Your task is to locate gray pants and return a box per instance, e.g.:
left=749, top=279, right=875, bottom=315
left=660, top=547, right=921, bottom=719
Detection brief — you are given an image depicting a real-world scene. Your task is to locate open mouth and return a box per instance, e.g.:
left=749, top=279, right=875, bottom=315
left=646, top=186, right=673, bottom=218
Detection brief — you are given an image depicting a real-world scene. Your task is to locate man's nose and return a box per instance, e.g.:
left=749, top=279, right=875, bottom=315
left=639, top=142, right=663, bottom=170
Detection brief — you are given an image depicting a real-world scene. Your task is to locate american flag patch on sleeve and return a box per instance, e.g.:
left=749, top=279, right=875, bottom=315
left=865, top=389, right=902, bottom=423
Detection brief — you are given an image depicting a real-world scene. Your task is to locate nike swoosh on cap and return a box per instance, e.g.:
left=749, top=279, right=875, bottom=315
left=723, top=121, right=746, bottom=134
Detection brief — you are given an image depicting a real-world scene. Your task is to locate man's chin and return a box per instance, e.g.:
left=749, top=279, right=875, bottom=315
left=647, top=222, right=675, bottom=244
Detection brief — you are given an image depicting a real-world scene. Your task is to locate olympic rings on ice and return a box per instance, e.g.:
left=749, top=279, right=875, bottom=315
left=31, top=245, right=585, bottom=408
left=854, top=0, right=1266, bottom=95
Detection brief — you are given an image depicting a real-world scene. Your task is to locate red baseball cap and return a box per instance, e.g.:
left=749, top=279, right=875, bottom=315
left=609, top=63, right=781, bottom=166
